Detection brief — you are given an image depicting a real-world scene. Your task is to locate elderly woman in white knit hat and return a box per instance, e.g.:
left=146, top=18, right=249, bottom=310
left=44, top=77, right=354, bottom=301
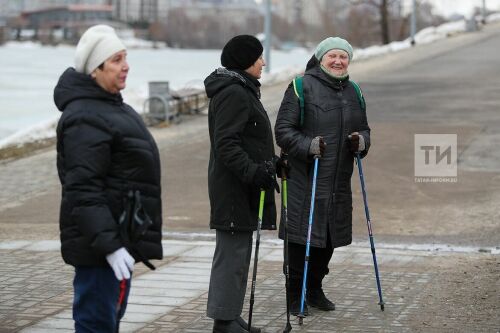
left=275, top=37, right=371, bottom=316
left=54, top=25, right=163, bottom=331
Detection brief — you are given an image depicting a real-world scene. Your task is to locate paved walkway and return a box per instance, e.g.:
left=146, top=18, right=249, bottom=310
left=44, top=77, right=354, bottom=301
left=0, top=235, right=498, bottom=333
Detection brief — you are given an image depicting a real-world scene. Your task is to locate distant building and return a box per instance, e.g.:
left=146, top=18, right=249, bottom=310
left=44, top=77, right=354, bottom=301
left=15, top=4, right=115, bottom=42
left=111, top=0, right=259, bottom=24
left=0, top=0, right=108, bottom=20
left=2, top=0, right=262, bottom=46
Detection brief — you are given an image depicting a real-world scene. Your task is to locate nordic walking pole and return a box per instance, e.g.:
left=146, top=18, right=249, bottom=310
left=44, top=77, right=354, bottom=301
left=248, top=189, right=266, bottom=329
left=298, top=156, right=320, bottom=325
left=281, top=164, right=292, bottom=333
left=355, top=153, right=385, bottom=311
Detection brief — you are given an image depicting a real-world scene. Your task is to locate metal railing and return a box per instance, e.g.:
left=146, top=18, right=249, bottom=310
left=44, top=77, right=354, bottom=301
left=143, top=81, right=208, bottom=126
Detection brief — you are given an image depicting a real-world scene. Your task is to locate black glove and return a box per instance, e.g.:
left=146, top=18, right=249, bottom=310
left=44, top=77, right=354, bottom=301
left=253, top=165, right=276, bottom=191
left=309, top=136, right=326, bottom=157
left=264, top=160, right=281, bottom=193
left=275, top=153, right=292, bottom=179
left=347, top=132, right=365, bottom=153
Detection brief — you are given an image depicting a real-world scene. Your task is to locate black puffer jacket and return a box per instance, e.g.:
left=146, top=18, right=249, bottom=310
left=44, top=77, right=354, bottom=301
left=205, top=68, right=277, bottom=231
left=54, top=68, right=163, bottom=267
left=275, top=64, right=370, bottom=248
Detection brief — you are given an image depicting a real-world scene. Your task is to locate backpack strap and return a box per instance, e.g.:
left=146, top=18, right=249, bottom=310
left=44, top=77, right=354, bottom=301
left=350, top=80, right=366, bottom=111
left=292, top=76, right=305, bottom=126
left=293, top=77, right=365, bottom=127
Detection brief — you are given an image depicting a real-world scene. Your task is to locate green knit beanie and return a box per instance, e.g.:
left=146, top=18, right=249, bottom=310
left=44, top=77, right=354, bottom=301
left=314, top=37, right=353, bottom=62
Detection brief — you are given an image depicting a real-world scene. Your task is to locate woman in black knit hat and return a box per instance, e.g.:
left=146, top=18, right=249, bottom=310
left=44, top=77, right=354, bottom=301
left=204, top=35, right=286, bottom=333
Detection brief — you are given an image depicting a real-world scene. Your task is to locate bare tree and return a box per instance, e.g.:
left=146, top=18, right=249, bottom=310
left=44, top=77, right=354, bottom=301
left=347, top=0, right=399, bottom=44
left=311, top=0, right=337, bottom=37
left=345, top=5, right=379, bottom=47
left=162, top=7, right=263, bottom=49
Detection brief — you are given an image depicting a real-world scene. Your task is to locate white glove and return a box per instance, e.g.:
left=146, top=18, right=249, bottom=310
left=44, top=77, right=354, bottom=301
left=106, top=247, right=135, bottom=280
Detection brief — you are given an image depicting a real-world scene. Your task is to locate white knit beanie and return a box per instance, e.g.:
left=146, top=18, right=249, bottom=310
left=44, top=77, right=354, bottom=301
left=74, top=25, right=126, bottom=75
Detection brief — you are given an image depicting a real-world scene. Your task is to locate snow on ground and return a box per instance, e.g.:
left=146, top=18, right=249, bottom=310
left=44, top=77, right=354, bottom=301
left=1, top=14, right=499, bottom=150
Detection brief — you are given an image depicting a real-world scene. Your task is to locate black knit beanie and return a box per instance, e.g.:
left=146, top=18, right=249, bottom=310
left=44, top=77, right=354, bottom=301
left=221, top=35, right=263, bottom=70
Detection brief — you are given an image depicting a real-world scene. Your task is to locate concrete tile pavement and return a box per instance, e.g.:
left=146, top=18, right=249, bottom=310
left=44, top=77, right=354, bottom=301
left=0, top=236, right=498, bottom=332
left=0, top=149, right=58, bottom=212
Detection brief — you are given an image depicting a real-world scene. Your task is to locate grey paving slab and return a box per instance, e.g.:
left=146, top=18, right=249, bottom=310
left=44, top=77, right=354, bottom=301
left=1, top=238, right=497, bottom=332
left=21, top=329, right=73, bottom=333
left=125, top=304, right=173, bottom=315
left=161, top=242, right=196, bottom=257
left=131, top=287, right=202, bottom=298
left=0, top=241, right=31, bottom=250
left=0, top=149, right=58, bottom=212
left=24, top=241, right=60, bottom=252
left=129, top=295, right=191, bottom=307
left=181, top=245, right=215, bottom=258
left=13, top=239, right=211, bottom=333
left=132, top=279, right=207, bottom=290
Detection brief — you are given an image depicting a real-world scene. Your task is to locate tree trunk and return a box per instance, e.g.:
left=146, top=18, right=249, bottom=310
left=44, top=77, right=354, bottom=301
left=380, top=0, right=390, bottom=44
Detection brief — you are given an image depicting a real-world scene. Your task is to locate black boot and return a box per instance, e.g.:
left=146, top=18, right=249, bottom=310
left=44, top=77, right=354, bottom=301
left=213, top=319, right=249, bottom=333
left=235, top=316, right=261, bottom=333
left=307, top=288, right=335, bottom=311
left=289, top=293, right=309, bottom=316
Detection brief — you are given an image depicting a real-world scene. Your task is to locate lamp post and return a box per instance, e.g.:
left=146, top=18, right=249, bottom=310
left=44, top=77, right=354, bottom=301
left=482, top=0, right=487, bottom=24
left=410, top=0, right=416, bottom=46
left=264, top=0, right=271, bottom=73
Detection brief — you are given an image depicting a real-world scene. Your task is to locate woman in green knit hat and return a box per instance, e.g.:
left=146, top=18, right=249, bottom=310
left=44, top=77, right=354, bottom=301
left=275, top=37, right=371, bottom=316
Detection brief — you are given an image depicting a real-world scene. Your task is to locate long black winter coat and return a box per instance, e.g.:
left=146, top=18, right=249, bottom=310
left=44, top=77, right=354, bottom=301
left=54, top=68, right=163, bottom=267
left=275, top=64, right=370, bottom=249
left=205, top=68, right=277, bottom=232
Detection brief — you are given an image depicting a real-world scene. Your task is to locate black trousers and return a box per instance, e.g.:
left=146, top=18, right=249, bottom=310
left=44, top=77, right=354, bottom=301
left=287, top=233, right=334, bottom=293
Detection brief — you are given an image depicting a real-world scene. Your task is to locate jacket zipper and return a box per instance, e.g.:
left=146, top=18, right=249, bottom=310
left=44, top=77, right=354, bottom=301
left=332, top=83, right=345, bottom=217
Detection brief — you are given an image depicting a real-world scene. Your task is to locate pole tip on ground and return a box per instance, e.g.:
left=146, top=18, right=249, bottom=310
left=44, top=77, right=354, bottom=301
left=283, top=322, right=292, bottom=332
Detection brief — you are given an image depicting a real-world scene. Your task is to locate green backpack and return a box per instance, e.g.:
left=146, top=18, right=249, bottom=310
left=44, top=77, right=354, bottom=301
left=292, top=76, right=366, bottom=127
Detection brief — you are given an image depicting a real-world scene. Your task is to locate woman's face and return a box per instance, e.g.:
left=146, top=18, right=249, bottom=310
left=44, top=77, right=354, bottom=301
left=320, top=49, right=349, bottom=77
left=245, top=55, right=266, bottom=79
left=92, top=50, right=129, bottom=94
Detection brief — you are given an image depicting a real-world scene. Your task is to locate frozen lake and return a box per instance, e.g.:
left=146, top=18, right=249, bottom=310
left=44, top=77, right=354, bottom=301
left=0, top=42, right=310, bottom=142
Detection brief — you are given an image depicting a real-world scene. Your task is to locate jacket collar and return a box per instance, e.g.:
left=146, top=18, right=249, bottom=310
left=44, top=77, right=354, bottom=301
left=306, top=64, right=350, bottom=91
left=230, top=68, right=261, bottom=99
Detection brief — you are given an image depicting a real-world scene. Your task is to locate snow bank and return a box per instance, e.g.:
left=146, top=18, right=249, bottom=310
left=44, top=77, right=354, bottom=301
left=354, top=19, right=468, bottom=60
left=0, top=116, right=59, bottom=149
left=486, top=12, right=500, bottom=23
